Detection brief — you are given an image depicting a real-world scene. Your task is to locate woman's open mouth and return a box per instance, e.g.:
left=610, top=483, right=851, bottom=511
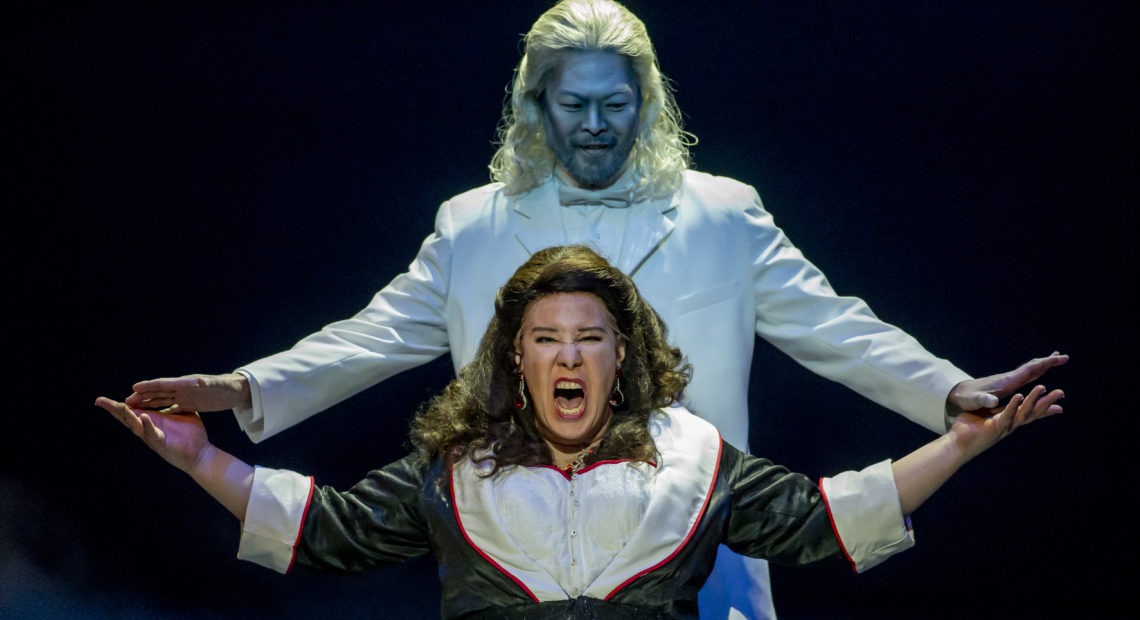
left=554, top=380, right=585, bottom=418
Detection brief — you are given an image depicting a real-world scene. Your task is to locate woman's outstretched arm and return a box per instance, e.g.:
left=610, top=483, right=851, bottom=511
left=893, top=384, right=1064, bottom=516
left=95, top=396, right=255, bottom=521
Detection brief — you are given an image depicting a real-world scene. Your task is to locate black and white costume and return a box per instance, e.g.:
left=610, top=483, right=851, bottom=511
left=238, top=405, right=914, bottom=618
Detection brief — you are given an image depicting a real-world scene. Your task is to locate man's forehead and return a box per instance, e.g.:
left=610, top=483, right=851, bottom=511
left=550, top=50, right=638, bottom=95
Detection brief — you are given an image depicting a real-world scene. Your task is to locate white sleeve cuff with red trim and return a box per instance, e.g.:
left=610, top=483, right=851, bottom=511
left=237, top=466, right=313, bottom=574
left=821, top=459, right=914, bottom=574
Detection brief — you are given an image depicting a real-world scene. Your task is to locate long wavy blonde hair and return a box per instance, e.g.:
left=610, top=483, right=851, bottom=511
left=488, top=0, right=696, bottom=199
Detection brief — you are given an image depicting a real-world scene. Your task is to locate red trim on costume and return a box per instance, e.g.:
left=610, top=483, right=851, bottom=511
left=449, top=464, right=539, bottom=602
left=537, top=463, right=573, bottom=480
left=286, top=475, right=316, bottom=573
left=818, top=476, right=858, bottom=574
left=603, top=436, right=722, bottom=599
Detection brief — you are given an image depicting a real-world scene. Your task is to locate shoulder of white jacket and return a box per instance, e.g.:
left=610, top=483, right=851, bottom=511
left=679, top=170, right=762, bottom=207
left=444, top=180, right=507, bottom=205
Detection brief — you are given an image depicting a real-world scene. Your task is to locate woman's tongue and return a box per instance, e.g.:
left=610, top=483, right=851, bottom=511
left=555, top=384, right=585, bottom=417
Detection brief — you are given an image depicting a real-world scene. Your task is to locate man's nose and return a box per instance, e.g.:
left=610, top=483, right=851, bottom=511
left=582, top=104, right=606, bottom=136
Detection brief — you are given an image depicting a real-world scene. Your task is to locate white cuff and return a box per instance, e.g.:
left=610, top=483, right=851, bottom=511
left=231, top=368, right=266, bottom=443
left=821, top=459, right=915, bottom=573
left=237, top=466, right=313, bottom=574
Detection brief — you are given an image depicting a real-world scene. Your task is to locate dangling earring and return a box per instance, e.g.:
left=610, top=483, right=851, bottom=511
left=609, top=367, right=625, bottom=407
left=516, top=371, right=528, bottom=410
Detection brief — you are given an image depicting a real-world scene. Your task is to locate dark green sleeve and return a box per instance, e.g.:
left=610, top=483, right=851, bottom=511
left=719, top=442, right=846, bottom=568
left=294, top=453, right=435, bottom=573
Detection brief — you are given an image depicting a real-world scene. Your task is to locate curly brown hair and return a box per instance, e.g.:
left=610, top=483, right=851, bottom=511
left=409, top=245, right=691, bottom=475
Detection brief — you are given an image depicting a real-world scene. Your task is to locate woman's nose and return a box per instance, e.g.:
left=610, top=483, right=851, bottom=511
left=558, top=343, right=583, bottom=368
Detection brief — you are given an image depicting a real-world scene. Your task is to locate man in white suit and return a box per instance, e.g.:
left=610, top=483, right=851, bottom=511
left=124, top=1, right=1068, bottom=618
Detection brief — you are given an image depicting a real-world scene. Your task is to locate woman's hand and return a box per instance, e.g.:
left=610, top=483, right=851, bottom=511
left=949, top=384, right=1065, bottom=461
left=95, top=396, right=209, bottom=474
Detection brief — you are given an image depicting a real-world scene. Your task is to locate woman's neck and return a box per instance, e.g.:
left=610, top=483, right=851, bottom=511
left=546, top=430, right=606, bottom=470
left=550, top=442, right=600, bottom=473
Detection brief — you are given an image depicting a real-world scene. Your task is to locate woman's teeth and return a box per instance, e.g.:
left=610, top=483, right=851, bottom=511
left=555, top=381, right=585, bottom=416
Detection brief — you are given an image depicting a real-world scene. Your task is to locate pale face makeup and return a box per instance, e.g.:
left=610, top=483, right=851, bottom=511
left=515, top=292, right=626, bottom=466
left=541, top=49, right=642, bottom=189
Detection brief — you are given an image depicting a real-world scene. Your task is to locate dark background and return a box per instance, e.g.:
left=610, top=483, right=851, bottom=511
left=8, top=1, right=1135, bottom=618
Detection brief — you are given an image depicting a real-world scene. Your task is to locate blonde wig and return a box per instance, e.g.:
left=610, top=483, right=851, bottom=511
left=488, top=0, right=696, bottom=199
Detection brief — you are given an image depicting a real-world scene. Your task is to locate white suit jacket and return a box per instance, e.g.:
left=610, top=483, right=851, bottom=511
left=236, top=170, right=970, bottom=450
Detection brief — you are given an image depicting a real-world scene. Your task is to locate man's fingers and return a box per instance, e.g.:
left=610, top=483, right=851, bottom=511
left=131, top=378, right=180, bottom=393
left=974, top=393, right=999, bottom=410
left=126, top=392, right=177, bottom=408
left=952, top=388, right=999, bottom=412
left=1019, top=353, right=1070, bottom=383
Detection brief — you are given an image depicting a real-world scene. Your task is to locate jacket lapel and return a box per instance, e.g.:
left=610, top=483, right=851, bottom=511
left=615, top=194, right=677, bottom=277
left=511, top=181, right=568, bottom=255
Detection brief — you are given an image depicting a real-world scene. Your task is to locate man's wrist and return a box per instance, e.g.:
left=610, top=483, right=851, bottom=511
left=225, top=372, right=253, bottom=410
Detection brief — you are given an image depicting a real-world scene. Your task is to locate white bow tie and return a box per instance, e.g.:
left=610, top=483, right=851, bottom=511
left=558, top=185, right=636, bottom=208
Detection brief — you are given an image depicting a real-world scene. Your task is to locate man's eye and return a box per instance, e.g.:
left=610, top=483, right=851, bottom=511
left=561, top=102, right=582, bottom=111
left=606, top=103, right=627, bottom=111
